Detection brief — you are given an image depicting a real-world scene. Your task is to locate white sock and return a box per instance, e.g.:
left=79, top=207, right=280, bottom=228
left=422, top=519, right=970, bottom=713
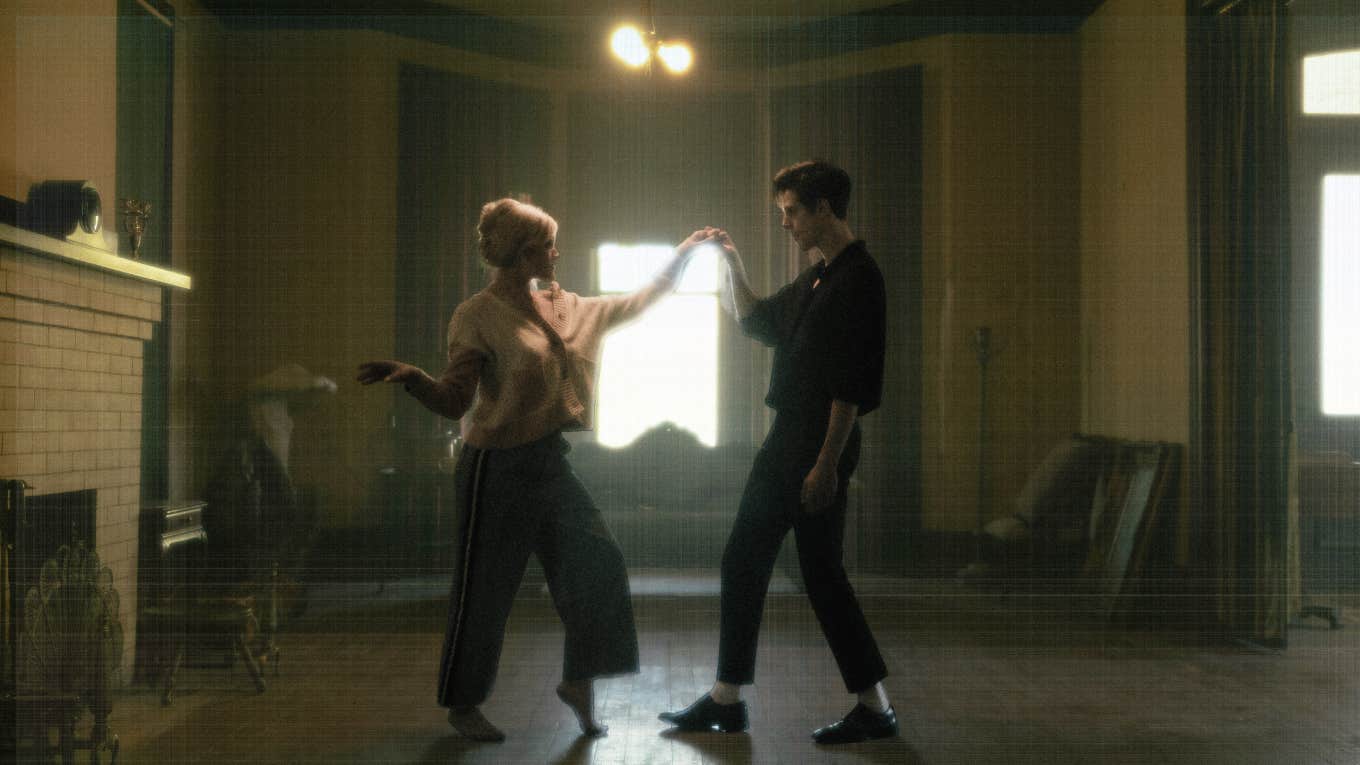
left=856, top=682, right=890, bottom=713
left=709, top=681, right=741, bottom=705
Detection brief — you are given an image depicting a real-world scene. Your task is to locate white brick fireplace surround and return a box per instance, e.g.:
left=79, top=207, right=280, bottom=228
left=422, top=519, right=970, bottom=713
left=0, top=222, right=190, bottom=677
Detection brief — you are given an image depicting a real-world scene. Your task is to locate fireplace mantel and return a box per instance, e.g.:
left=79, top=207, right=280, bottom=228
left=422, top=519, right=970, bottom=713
left=0, top=223, right=190, bottom=290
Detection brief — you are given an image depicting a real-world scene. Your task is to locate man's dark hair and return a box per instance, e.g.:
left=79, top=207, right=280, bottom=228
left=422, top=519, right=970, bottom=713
left=772, top=160, right=852, bottom=219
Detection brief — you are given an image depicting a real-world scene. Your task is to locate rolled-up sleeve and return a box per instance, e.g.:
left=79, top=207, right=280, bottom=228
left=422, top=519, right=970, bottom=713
left=740, top=279, right=802, bottom=348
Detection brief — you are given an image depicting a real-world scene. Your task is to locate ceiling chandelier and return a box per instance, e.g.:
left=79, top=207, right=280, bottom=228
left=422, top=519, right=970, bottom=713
left=609, top=0, right=693, bottom=75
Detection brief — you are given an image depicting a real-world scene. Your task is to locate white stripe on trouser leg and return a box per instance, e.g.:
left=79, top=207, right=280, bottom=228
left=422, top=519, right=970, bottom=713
left=439, top=447, right=487, bottom=698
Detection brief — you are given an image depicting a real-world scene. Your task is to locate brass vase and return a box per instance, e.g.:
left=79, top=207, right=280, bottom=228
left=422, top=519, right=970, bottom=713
left=118, top=198, right=151, bottom=259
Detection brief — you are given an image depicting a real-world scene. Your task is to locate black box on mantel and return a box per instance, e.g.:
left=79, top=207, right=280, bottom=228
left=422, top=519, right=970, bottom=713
left=0, top=194, right=20, bottom=227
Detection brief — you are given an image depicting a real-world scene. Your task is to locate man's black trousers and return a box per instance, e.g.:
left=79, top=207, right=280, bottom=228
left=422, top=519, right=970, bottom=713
left=717, top=412, right=888, bottom=693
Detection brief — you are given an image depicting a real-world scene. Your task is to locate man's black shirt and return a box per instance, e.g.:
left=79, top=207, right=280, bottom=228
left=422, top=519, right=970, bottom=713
left=739, top=240, right=886, bottom=419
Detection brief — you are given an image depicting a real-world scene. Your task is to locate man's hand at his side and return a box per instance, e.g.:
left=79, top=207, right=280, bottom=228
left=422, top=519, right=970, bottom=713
left=800, top=458, right=838, bottom=513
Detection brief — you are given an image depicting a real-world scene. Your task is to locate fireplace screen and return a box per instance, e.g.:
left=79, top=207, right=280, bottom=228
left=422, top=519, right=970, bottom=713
left=2, top=480, right=122, bottom=762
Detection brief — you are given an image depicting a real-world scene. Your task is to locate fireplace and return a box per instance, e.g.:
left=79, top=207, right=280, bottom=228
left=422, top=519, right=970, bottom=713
left=10, top=484, right=97, bottom=613
left=3, top=481, right=97, bottom=677
left=1, top=223, right=191, bottom=682
left=2, top=479, right=122, bottom=761
left=14, top=486, right=96, bottom=561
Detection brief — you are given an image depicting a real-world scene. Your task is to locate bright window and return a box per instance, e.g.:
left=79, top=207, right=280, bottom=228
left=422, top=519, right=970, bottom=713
left=1321, top=174, right=1360, bottom=414
left=595, top=243, right=721, bottom=447
left=1303, top=49, right=1360, bottom=115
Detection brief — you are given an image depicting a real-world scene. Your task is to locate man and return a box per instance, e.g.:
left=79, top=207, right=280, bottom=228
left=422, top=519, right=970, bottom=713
left=659, top=161, right=896, bottom=744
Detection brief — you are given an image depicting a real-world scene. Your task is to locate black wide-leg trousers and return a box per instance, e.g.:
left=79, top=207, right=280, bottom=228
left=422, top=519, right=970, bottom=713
left=437, top=432, right=639, bottom=708
left=717, top=413, right=888, bottom=693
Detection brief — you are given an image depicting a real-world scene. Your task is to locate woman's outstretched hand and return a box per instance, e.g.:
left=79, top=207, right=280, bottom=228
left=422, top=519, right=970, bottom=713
left=676, top=227, right=718, bottom=257
left=356, top=360, right=422, bottom=386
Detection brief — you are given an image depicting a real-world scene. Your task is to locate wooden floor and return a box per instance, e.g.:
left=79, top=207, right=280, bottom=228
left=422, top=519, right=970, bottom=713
left=94, top=574, right=1360, bottom=764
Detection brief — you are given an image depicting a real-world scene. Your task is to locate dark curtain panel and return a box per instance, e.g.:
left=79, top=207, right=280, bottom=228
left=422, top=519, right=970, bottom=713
left=1190, top=0, right=1291, bottom=648
left=395, top=65, right=550, bottom=448
left=771, top=68, right=923, bottom=574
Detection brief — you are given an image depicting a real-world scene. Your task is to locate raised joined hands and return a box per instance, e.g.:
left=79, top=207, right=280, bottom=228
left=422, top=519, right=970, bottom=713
left=675, top=228, right=712, bottom=255
left=678, top=227, right=742, bottom=262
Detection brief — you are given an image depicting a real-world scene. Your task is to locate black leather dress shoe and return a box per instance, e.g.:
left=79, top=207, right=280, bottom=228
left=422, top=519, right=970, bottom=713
left=812, top=704, right=898, bottom=745
left=658, top=695, right=749, bottom=733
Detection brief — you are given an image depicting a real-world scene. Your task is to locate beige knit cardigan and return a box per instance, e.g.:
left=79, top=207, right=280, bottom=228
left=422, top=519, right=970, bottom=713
left=431, top=281, right=661, bottom=449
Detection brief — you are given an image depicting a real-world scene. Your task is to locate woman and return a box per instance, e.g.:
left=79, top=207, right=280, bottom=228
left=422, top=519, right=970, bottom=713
left=358, top=198, right=707, bottom=741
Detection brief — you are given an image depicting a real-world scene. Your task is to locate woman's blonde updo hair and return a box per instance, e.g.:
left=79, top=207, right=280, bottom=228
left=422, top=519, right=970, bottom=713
left=477, top=198, right=556, bottom=269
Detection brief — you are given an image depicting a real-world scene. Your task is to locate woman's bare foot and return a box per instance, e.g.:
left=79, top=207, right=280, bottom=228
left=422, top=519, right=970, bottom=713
left=556, top=681, right=607, bottom=737
left=447, top=706, right=505, bottom=742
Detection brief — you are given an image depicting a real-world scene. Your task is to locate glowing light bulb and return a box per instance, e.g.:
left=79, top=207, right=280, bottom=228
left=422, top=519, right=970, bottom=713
left=611, top=25, right=650, bottom=68
left=656, top=42, right=693, bottom=74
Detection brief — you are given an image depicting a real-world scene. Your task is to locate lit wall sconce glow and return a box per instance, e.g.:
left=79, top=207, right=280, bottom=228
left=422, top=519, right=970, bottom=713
left=656, top=42, right=693, bottom=74
left=610, top=25, right=650, bottom=68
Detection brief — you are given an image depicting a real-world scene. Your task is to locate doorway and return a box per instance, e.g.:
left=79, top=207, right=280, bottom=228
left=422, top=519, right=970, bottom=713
left=1288, top=0, right=1360, bottom=629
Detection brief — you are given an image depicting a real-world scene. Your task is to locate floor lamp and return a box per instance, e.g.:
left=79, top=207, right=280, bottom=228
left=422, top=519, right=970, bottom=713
left=959, top=326, right=992, bottom=580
